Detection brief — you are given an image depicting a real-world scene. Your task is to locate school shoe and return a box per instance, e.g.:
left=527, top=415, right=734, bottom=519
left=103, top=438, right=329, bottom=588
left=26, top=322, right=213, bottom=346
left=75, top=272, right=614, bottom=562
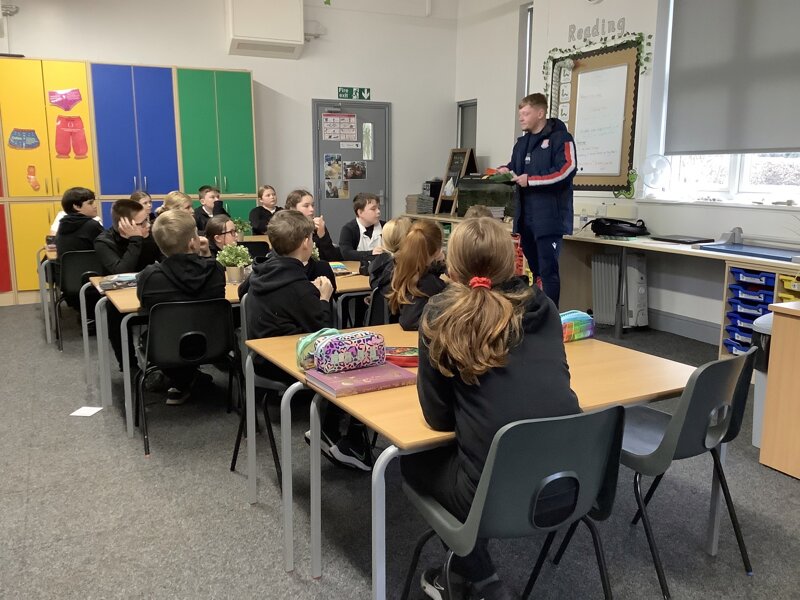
left=329, top=436, right=373, bottom=471
left=166, top=387, right=190, bottom=405
left=421, top=568, right=468, bottom=600
left=304, top=429, right=338, bottom=460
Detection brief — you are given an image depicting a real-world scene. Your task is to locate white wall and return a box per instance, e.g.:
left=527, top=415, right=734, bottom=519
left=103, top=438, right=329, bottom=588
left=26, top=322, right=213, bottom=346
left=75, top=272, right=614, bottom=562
left=6, top=0, right=459, bottom=217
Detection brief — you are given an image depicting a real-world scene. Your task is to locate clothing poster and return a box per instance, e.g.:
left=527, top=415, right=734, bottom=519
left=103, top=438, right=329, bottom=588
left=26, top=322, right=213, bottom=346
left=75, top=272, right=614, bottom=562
left=324, top=154, right=343, bottom=179
left=325, top=179, right=349, bottom=199
left=321, top=113, right=357, bottom=141
left=48, top=88, right=82, bottom=111
left=344, top=160, right=367, bottom=180
left=8, top=129, right=40, bottom=149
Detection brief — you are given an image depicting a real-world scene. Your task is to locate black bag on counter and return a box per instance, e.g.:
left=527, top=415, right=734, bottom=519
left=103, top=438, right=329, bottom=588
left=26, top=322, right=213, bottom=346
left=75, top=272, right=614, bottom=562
left=587, top=217, right=649, bottom=237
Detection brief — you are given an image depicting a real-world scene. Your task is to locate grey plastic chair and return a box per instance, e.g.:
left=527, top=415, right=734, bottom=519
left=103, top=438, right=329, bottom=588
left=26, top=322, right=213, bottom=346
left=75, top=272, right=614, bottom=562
left=54, top=250, right=102, bottom=351
left=230, top=292, right=285, bottom=488
left=363, top=286, right=390, bottom=326
left=400, top=407, right=625, bottom=600
left=618, top=347, right=756, bottom=600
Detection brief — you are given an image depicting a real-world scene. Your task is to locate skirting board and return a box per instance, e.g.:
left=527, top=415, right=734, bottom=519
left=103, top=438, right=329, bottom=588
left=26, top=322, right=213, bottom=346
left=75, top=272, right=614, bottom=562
left=648, top=309, right=720, bottom=346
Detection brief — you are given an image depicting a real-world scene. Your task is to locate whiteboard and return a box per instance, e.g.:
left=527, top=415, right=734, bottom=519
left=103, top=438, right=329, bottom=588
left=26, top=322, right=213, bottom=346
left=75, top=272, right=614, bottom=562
left=574, top=64, right=628, bottom=176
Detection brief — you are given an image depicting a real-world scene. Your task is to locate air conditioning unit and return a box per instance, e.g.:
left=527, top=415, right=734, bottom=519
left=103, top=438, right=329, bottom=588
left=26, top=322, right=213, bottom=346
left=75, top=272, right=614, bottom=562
left=225, top=0, right=305, bottom=59
left=591, top=252, right=648, bottom=328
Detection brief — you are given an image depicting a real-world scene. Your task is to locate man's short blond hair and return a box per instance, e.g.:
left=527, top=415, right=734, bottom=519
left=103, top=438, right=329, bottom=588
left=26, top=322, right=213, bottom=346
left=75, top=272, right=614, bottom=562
left=267, top=210, right=315, bottom=256
left=519, top=93, right=547, bottom=111
left=152, top=210, right=197, bottom=256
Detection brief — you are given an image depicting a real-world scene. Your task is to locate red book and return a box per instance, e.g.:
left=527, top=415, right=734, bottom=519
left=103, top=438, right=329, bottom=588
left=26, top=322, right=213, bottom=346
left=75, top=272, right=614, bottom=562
left=304, top=363, right=417, bottom=397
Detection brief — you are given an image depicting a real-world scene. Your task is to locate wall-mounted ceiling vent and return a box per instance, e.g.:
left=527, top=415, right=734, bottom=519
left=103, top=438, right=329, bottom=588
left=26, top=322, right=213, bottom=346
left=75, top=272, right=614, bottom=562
left=226, top=0, right=305, bottom=59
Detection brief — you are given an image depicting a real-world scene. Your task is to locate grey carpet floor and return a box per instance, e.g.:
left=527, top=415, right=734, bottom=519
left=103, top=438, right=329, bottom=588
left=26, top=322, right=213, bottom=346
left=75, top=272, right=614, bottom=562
left=1, top=306, right=798, bottom=599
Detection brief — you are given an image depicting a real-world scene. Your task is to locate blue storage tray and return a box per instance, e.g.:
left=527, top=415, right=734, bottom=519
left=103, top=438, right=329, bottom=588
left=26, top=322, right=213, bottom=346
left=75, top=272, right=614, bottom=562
left=723, top=338, right=750, bottom=356
left=730, top=268, right=775, bottom=287
left=727, top=311, right=755, bottom=330
left=728, top=298, right=769, bottom=317
left=725, top=325, right=753, bottom=345
left=728, top=284, right=774, bottom=304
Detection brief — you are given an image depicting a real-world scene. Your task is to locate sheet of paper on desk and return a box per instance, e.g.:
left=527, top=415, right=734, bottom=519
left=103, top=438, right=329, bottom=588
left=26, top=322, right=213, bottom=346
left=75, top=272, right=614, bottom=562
left=70, top=406, right=103, bottom=417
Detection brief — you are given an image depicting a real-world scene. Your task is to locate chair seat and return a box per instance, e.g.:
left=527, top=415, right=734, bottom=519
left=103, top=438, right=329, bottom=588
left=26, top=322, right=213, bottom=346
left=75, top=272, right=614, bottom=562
left=621, top=405, right=671, bottom=475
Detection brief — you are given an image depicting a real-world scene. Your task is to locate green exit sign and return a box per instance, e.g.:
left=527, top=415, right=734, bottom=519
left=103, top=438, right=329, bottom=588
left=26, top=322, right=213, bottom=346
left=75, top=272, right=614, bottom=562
left=338, top=86, right=371, bottom=100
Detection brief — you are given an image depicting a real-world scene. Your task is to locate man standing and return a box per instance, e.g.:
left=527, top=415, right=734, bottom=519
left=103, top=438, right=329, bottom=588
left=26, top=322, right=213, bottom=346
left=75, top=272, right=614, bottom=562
left=498, top=93, right=576, bottom=306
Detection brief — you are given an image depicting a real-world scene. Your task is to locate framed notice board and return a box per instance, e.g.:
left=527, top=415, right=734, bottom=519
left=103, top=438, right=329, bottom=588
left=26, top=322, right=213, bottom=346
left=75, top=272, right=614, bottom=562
left=550, top=41, right=639, bottom=191
left=435, top=148, right=478, bottom=214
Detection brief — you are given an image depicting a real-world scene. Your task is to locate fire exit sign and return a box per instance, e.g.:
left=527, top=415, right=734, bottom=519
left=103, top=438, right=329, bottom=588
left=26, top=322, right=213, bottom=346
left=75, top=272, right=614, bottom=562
left=338, top=86, right=371, bottom=100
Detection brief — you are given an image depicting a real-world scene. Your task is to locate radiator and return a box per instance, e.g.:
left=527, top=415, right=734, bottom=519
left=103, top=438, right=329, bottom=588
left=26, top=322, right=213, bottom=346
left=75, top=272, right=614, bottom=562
left=591, top=252, right=648, bottom=328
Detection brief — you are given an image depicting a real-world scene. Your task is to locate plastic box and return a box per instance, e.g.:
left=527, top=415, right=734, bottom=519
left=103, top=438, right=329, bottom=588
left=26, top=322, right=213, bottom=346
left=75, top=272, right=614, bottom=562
left=725, top=324, right=753, bottom=345
left=778, top=274, right=800, bottom=292
left=727, top=311, right=756, bottom=330
left=728, top=298, right=769, bottom=317
left=730, top=268, right=775, bottom=287
left=728, top=284, right=774, bottom=304
left=723, top=338, right=750, bottom=355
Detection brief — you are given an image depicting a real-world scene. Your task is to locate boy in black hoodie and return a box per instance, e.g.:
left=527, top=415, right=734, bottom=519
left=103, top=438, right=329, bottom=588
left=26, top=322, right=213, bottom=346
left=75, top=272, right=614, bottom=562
left=243, top=211, right=373, bottom=471
left=137, top=210, right=225, bottom=404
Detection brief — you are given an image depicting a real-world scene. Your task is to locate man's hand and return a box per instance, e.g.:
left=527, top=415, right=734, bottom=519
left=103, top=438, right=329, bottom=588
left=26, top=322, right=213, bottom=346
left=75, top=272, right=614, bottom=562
left=117, top=217, right=140, bottom=239
left=371, top=246, right=385, bottom=255
left=313, top=216, right=326, bottom=237
left=497, top=166, right=510, bottom=174
left=313, top=276, right=334, bottom=302
left=512, top=173, right=528, bottom=187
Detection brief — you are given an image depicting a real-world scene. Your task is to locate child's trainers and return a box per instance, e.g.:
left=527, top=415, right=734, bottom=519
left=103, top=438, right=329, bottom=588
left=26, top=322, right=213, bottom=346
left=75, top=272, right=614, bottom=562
left=166, top=387, right=190, bottom=405
left=421, top=568, right=468, bottom=600
left=329, top=436, right=373, bottom=471
left=304, top=429, right=338, bottom=460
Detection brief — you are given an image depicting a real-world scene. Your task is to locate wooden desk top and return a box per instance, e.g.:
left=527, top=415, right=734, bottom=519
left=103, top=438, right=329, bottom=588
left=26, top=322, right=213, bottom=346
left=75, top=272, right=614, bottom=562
left=769, top=300, right=800, bottom=317
left=336, top=261, right=370, bottom=294
left=90, top=276, right=240, bottom=313
left=247, top=326, right=694, bottom=450
left=243, top=235, right=269, bottom=243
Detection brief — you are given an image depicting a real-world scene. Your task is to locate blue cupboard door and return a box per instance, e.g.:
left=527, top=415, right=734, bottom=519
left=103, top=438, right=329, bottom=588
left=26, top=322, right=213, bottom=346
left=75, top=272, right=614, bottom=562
left=132, top=66, right=179, bottom=195
left=90, top=64, right=140, bottom=196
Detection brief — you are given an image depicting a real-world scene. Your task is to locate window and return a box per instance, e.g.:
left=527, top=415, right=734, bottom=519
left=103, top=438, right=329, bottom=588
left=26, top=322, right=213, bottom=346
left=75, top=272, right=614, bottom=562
left=666, top=153, right=800, bottom=205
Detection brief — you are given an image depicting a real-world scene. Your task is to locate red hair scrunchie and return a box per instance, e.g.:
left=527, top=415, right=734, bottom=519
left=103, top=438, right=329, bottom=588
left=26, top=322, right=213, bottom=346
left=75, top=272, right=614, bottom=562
left=469, top=276, right=492, bottom=290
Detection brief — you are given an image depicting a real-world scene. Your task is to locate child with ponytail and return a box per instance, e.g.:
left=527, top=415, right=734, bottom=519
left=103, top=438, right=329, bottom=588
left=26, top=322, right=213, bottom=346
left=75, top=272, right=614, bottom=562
left=401, top=217, right=580, bottom=600
left=387, top=219, right=446, bottom=330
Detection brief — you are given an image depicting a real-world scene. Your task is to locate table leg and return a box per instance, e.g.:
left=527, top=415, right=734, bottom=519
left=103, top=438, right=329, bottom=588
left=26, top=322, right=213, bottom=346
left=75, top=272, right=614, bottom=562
left=38, top=258, right=53, bottom=344
left=372, top=445, right=401, bottom=600
left=121, top=313, right=136, bottom=438
left=614, top=246, right=628, bottom=339
left=280, top=380, right=306, bottom=573
left=96, top=297, right=112, bottom=408
left=79, top=282, right=94, bottom=401
left=704, top=442, right=726, bottom=556
left=311, top=393, right=323, bottom=578
left=246, top=354, right=258, bottom=504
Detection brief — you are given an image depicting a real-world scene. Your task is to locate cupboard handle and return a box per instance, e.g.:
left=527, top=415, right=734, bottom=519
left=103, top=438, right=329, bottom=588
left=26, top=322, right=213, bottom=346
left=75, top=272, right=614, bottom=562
left=214, top=175, right=218, bottom=187
left=224, top=176, right=228, bottom=192
left=56, top=178, right=61, bottom=195
left=45, top=179, right=50, bottom=195
left=144, top=176, right=148, bottom=192
left=133, top=175, right=138, bottom=190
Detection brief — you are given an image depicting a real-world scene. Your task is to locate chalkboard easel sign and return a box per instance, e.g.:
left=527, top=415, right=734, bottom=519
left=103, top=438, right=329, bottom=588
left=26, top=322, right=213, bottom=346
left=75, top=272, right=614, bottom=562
left=435, top=148, right=478, bottom=215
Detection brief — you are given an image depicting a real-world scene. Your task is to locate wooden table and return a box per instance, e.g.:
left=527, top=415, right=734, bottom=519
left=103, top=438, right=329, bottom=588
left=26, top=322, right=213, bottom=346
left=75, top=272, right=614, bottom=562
left=245, top=326, right=695, bottom=598
left=759, top=301, right=800, bottom=478
left=333, top=261, right=370, bottom=327
left=89, top=276, right=240, bottom=436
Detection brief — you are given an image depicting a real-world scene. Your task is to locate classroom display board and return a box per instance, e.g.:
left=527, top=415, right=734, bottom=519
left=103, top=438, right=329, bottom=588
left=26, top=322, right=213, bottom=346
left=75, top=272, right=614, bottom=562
left=549, top=41, right=639, bottom=191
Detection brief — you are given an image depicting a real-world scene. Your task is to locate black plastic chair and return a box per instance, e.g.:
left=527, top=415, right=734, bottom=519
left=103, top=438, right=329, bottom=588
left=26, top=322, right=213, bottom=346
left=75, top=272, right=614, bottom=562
left=230, top=293, right=284, bottom=489
left=617, top=347, right=756, bottom=599
left=400, top=407, right=625, bottom=600
left=133, top=299, right=239, bottom=456
left=54, top=250, right=102, bottom=351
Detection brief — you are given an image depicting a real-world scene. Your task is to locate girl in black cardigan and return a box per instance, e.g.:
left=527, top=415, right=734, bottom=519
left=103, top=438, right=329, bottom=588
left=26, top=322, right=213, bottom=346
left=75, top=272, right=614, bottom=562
left=249, top=184, right=282, bottom=234
left=401, top=217, right=580, bottom=600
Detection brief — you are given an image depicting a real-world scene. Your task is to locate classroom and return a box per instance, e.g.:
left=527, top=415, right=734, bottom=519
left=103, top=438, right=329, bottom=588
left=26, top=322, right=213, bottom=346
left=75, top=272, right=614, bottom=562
left=1, top=0, right=798, bottom=599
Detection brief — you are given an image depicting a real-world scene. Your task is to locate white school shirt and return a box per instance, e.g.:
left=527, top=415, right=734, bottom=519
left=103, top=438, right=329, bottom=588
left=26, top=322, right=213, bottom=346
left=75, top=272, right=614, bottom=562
left=356, top=219, right=383, bottom=252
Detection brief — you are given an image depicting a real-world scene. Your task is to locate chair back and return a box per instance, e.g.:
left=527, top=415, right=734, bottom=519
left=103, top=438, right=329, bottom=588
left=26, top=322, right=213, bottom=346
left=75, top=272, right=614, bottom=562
left=59, top=250, right=102, bottom=297
left=240, top=241, right=270, bottom=258
left=453, top=407, right=624, bottom=554
left=364, top=287, right=390, bottom=326
left=144, top=299, right=235, bottom=369
left=654, top=348, right=756, bottom=465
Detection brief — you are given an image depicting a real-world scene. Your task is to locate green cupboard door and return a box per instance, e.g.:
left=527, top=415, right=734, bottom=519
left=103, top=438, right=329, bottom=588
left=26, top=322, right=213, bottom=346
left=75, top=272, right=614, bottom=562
left=215, top=71, right=256, bottom=195
left=176, top=69, right=221, bottom=195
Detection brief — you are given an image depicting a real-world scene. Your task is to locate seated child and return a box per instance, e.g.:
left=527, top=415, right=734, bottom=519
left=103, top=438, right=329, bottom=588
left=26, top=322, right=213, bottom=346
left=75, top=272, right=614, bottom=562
left=387, top=220, right=447, bottom=331
left=130, top=190, right=155, bottom=223
left=401, top=217, right=580, bottom=600
left=249, top=184, right=282, bottom=234
left=463, top=204, right=493, bottom=219
left=338, top=192, right=385, bottom=261
left=194, top=185, right=228, bottom=232
left=368, top=216, right=412, bottom=324
left=242, top=210, right=370, bottom=470
left=205, top=215, right=237, bottom=258
left=285, top=189, right=342, bottom=261
left=156, top=190, right=194, bottom=216
left=137, top=210, right=225, bottom=404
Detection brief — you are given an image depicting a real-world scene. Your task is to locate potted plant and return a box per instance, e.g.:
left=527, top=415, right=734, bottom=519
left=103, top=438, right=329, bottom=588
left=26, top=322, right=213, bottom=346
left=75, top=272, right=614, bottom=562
left=232, top=217, right=251, bottom=242
left=216, top=244, right=252, bottom=284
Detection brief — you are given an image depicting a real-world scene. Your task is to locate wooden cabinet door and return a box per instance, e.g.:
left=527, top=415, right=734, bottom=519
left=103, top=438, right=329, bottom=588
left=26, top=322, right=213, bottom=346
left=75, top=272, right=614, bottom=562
left=41, top=60, right=96, bottom=195
left=0, top=205, right=12, bottom=292
left=215, top=71, right=256, bottom=195
left=0, top=59, right=53, bottom=197
left=10, top=202, right=53, bottom=290
left=176, top=69, right=220, bottom=195
left=132, top=66, right=180, bottom=195
left=91, top=64, right=139, bottom=196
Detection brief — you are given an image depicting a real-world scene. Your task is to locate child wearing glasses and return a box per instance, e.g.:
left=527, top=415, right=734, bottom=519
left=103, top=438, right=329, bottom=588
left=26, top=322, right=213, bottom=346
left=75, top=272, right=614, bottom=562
left=205, top=215, right=238, bottom=259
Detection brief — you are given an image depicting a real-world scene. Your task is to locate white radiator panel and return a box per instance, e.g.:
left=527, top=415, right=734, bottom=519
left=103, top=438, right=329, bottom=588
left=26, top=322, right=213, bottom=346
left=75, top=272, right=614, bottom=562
left=591, top=252, right=649, bottom=327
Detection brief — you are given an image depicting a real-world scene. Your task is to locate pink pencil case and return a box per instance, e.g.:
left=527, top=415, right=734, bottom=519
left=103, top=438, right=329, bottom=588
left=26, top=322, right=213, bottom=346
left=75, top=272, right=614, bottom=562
left=314, top=331, right=386, bottom=374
